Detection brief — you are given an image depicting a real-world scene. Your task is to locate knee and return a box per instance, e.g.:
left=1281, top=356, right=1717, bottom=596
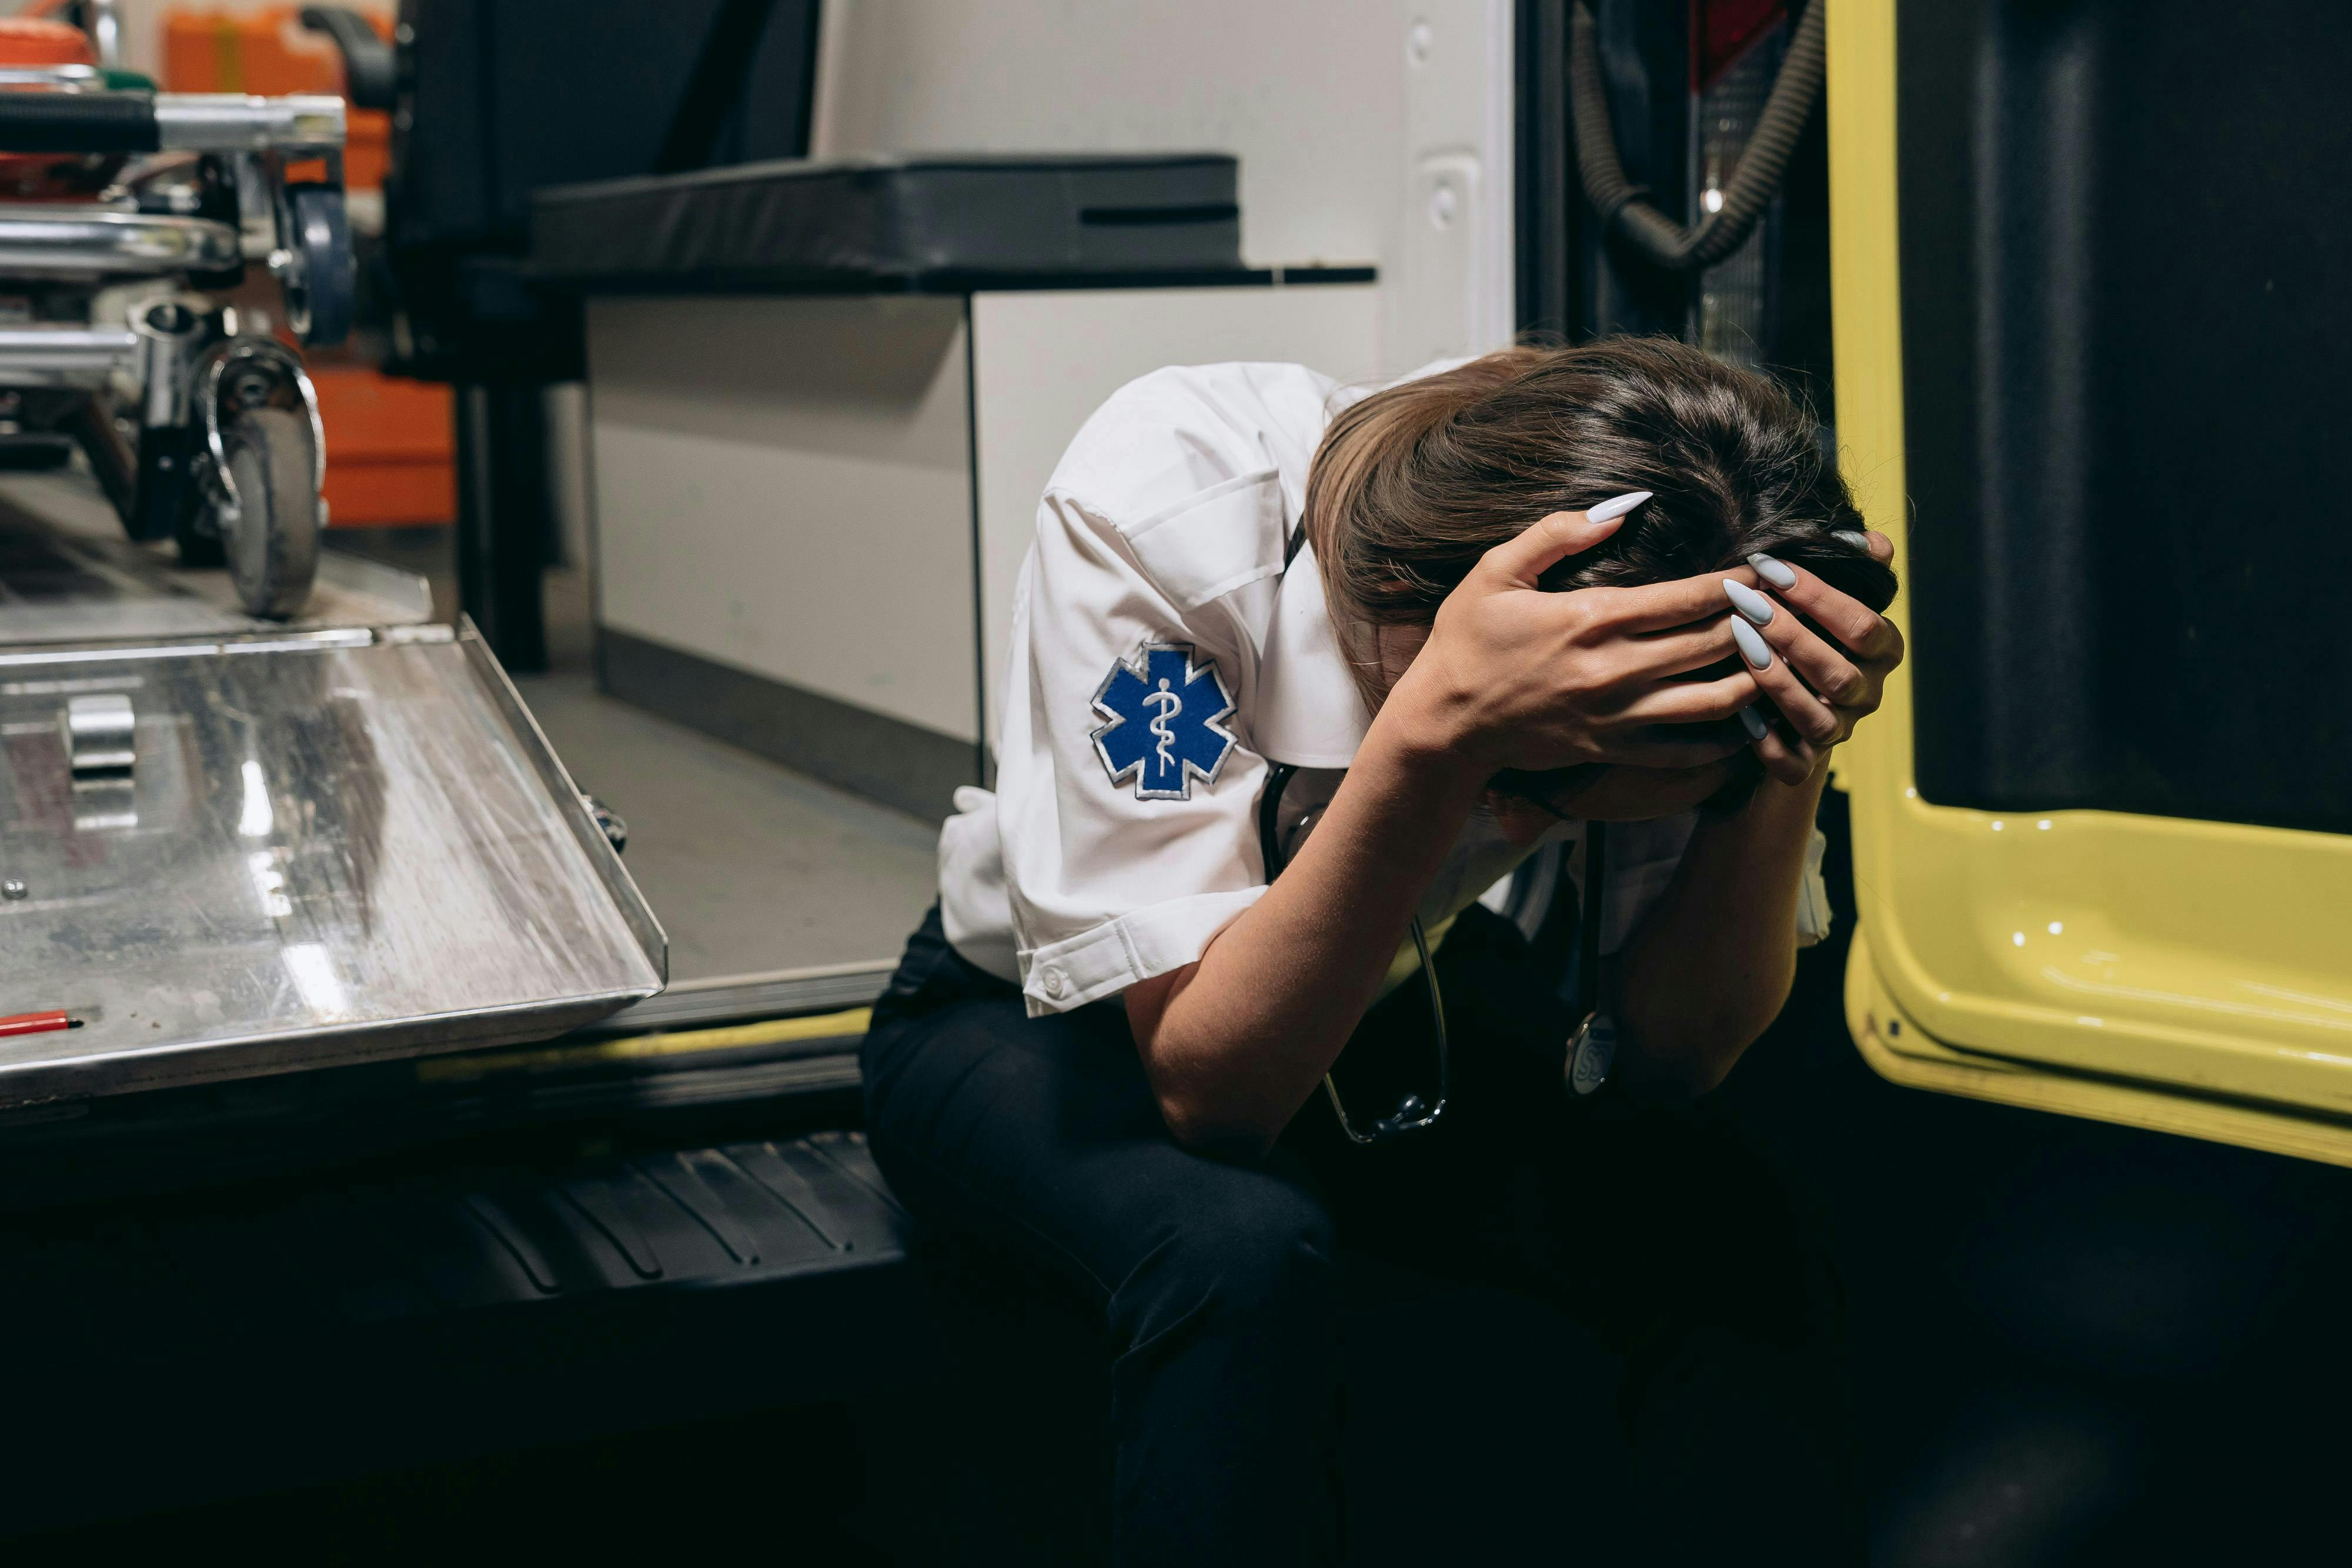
left=1114, top=1176, right=1336, bottom=1340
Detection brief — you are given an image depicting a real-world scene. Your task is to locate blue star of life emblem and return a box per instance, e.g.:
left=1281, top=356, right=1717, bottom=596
left=1090, top=642, right=1238, bottom=801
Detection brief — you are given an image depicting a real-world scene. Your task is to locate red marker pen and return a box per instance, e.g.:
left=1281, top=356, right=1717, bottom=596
left=0, top=1011, right=82, bottom=1038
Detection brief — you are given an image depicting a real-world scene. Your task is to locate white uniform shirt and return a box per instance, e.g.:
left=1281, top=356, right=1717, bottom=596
left=937, top=362, right=1832, bottom=1017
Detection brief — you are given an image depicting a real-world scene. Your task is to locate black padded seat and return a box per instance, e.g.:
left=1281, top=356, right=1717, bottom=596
left=530, top=152, right=1248, bottom=291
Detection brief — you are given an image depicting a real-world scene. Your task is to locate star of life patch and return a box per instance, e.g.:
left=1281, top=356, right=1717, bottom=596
left=1090, top=643, right=1238, bottom=801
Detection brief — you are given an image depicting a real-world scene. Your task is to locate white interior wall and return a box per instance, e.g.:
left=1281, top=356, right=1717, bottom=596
left=115, top=1, right=1518, bottom=367
left=1397, top=0, right=1519, bottom=365
left=814, top=1, right=1399, bottom=273
left=815, top=0, right=1515, bottom=375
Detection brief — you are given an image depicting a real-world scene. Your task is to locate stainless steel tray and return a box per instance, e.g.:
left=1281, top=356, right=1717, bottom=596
left=0, top=620, right=666, bottom=1105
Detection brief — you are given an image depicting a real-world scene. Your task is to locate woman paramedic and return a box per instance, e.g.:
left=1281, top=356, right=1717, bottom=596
left=860, top=336, right=1903, bottom=1564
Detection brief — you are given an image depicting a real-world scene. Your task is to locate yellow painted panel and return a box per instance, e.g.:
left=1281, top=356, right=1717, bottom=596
left=1829, top=0, right=2352, bottom=1151
left=416, top=1008, right=873, bottom=1084
left=1849, top=931, right=2352, bottom=1170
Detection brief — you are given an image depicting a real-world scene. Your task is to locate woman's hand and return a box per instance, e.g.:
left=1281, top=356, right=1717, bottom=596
left=1386, top=494, right=1756, bottom=777
left=1720, top=530, right=1905, bottom=784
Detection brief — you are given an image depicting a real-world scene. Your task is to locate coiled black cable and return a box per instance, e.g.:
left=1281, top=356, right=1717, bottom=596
left=1568, top=0, right=1825, bottom=272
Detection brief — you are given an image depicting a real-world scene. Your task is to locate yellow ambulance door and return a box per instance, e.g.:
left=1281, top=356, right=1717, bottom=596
left=1829, top=0, right=2352, bottom=1164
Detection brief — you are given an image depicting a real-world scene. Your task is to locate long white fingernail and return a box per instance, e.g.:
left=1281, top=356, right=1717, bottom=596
left=1722, top=579, right=1775, bottom=626
left=1834, top=530, right=1872, bottom=551
left=1588, top=490, right=1652, bottom=522
left=1738, top=705, right=1769, bottom=741
left=1732, top=618, right=1773, bottom=670
left=1748, top=553, right=1798, bottom=589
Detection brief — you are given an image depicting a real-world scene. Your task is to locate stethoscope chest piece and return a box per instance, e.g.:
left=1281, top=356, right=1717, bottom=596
left=1567, top=1011, right=1616, bottom=1096
left=1563, top=818, right=1612, bottom=1096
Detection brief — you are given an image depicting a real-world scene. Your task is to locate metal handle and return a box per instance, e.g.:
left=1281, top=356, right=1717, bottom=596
left=0, top=326, right=136, bottom=389
left=0, top=209, right=240, bottom=280
left=0, top=91, right=345, bottom=156
left=155, top=93, right=346, bottom=153
left=0, top=66, right=103, bottom=91
left=61, top=694, right=135, bottom=775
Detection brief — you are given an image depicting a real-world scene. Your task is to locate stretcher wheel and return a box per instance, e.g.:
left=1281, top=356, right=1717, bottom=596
left=282, top=185, right=353, bottom=348
left=220, top=407, right=319, bottom=618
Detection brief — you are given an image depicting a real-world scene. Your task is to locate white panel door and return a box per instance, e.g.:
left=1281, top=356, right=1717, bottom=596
left=589, top=295, right=981, bottom=744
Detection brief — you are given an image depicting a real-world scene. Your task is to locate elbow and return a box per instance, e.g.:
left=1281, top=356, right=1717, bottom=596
left=1667, top=1042, right=1744, bottom=1099
left=1127, top=972, right=1285, bottom=1156
left=1133, top=1013, right=1289, bottom=1159
left=1154, top=1084, right=1284, bottom=1162
left=1633, top=975, right=1793, bottom=1100
left=1635, top=1032, right=1748, bottom=1101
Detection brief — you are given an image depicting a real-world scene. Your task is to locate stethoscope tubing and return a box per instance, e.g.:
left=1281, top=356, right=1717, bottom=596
left=1257, top=759, right=1608, bottom=1144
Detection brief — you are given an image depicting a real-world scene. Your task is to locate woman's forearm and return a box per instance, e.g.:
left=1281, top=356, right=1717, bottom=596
left=1125, top=707, right=1488, bottom=1156
left=1121, top=498, right=1789, bottom=1154
left=1615, top=766, right=1829, bottom=1095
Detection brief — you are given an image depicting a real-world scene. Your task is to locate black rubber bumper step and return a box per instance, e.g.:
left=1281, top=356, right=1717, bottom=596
left=0, top=1131, right=927, bottom=1537
left=3, top=1129, right=908, bottom=1323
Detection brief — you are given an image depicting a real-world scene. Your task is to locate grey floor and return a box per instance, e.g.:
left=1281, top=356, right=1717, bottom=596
left=514, top=666, right=938, bottom=979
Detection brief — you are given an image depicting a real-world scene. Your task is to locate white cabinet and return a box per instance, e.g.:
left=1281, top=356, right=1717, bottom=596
left=584, top=279, right=1379, bottom=818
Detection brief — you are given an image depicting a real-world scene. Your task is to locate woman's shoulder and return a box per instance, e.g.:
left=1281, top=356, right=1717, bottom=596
left=1043, top=362, right=1341, bottom=529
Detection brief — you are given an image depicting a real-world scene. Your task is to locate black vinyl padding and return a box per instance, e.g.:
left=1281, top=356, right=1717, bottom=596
left=530, top=153, right=1245, bottom=288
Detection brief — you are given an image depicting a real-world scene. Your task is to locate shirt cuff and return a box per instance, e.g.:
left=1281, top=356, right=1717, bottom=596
left=1020, top=887, right=1268, bottom=1016
left=1795, top=826, right=1833, bottom=948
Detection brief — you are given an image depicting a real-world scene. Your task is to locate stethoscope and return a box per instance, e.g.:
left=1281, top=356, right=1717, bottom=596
left=1255, top=763, right=1612, bottom=1146
left=1257, top=523, right=1616, bottom=1143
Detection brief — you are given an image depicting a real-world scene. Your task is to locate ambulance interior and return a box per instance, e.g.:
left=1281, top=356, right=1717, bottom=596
left=4, top=2, right=2350, bottom=1561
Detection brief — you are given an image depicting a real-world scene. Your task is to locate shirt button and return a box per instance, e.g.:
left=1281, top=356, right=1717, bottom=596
left=1041, top=967, right=1067, bottom=999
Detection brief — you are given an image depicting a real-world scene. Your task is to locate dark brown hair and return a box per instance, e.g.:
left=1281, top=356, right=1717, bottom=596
left=1302, top=336, right=1898, bottom=807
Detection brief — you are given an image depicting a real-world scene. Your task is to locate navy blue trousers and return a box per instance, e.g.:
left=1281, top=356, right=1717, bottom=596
left=861, top=904, right=1862, bottom=1566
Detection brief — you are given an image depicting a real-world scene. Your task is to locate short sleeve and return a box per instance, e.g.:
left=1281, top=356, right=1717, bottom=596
left=994, top=484, right=1283, bottom=1016
left=1593, top=814, right=1700, bottom=955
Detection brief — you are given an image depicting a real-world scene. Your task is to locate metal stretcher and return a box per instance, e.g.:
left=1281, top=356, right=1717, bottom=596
left=0, top=498, right=666, bottom=1106
left=0, top=56, right=667, bottom=1111
left=0, top=70, right=353, bottom=618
